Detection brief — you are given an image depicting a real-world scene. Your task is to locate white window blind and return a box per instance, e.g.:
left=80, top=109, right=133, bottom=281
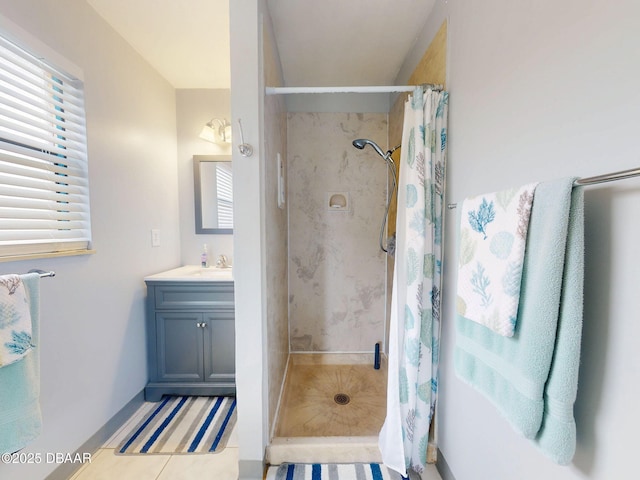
left=216, top=162, right=233, bottom=229
left=0, top=32, right=91, bottom=258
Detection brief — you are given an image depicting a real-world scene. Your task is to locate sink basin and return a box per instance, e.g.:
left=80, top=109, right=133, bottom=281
left=145, top=265, right=233, bottom=282
left=187, top=267, right=232, bottom=278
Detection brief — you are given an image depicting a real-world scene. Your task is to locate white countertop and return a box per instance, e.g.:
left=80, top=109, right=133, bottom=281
left=144, top=265, right=233, bottom=282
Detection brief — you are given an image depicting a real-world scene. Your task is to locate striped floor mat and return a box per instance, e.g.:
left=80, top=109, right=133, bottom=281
left=269, top=463, right=417, bottom=480
left=116, top=396, right=236, bottom=455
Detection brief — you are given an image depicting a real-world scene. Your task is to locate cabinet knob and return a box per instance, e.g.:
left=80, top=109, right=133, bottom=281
left=196, top=322, right=208, bottom=328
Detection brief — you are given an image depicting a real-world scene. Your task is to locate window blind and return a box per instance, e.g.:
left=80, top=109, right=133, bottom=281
left=0, top=32, right=91, bottom=258
left=215, top=162, right=233, bottom=229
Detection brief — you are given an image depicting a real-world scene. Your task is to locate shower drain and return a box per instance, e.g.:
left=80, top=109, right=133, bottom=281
left=333, top=393, right=351, bottom=405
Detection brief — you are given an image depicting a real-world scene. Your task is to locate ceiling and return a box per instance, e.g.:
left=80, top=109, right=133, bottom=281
left=86, top=0, right=436, bottom=89
left=87, top=0, right=230, bottom=88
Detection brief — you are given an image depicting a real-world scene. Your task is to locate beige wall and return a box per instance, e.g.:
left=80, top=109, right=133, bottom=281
left=384, top=20, right=448, bottom=352
left=262, top=12, right=289, bottom=438
left=388, top=20, right=447, bottom=236
left=288, top=112, right=388, bottom=352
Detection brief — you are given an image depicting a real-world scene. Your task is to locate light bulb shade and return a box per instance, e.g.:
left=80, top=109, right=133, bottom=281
left=199, top=118, right=232, bottom=144
left=221, top=124, right=232, bottom=143
left=199, top=125, right=217, bottom=143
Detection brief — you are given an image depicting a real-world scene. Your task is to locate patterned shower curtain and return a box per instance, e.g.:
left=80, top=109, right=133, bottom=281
left=379, top=86, right=448, bottom=476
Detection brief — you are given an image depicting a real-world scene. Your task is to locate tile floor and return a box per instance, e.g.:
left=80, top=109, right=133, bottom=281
left=69, top=400, right=239, bottom=480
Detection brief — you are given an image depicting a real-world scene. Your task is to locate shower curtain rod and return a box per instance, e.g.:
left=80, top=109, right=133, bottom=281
left=265, top=84, right=443, bottom=95
left=447, top=166, right=640, bottom=209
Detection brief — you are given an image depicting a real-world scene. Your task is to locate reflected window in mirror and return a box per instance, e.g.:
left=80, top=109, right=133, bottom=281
left=194, top=155, right=233, bottom=234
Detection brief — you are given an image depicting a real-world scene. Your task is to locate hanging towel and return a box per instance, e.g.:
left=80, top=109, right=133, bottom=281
left=0, top=273, right=42, bottom=454
left=534, top=185, right=584, bottom=464
left=454, top=177, right=584, bottom=465
left=0, top=274, right=34, bottom=367
left=456, top=182, right=538, bottom=336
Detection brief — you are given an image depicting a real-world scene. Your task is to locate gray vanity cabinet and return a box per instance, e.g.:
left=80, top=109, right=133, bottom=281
left=144, top=280, right=235, bottom=401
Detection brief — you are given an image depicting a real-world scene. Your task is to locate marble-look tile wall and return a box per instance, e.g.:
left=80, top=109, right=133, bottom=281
left=288, top=112, right=389, bottom=352
left=263, top=16, right=289, bottom=436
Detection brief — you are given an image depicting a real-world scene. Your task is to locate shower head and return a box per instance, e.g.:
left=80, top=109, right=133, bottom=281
left=352, top=138, right=386, bottom=159
left=352, top=138, right=399, bottom=162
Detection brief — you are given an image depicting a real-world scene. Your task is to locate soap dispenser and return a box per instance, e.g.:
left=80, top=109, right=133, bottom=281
left=201, top=244, right=209, bottom=268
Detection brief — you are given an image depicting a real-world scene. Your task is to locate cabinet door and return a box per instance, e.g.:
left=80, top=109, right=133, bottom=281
left=203, top=310, right=235, bottom=383
left=156, top=312, right=204, bottom=382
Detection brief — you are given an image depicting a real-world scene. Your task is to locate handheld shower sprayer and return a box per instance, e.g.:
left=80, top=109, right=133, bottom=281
left=352, top=138, right=400, bottom=255
left=352, top=139, right=400, bottom=163
left=352, top=138, right=387, bottom=159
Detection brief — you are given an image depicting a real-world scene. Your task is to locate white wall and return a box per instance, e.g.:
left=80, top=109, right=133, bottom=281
left=176, top=89, right=233, bottom=267
left=230, top=0, right=269, bottom=478
left=0, top=1, right=180, bottom=479
left=400, top=1, right=640, bottom=479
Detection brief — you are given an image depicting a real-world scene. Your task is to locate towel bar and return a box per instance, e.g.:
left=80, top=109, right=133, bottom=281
left=27, top=269, right=55, bottom=278
left=447, top=165, right=640, bottom=209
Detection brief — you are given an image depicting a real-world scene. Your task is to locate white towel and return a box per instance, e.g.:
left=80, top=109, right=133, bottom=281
left=0, top=274, right=34, bottom=367
left=456, top=183, right=538, bottom=336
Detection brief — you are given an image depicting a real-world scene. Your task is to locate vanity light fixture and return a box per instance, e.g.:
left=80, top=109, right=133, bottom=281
left=199, top=118, right=232, bottom=144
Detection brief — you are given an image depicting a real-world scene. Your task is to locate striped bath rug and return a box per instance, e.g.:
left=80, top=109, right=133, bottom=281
left=270, top=463, right=417, bottom=480
left=116, top=396, right=236, bottom=455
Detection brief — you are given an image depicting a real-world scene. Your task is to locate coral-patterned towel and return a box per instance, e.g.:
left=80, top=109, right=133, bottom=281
left=0, top=274, right=34, bottom=367
left=456, top=183, right=538, bottom=336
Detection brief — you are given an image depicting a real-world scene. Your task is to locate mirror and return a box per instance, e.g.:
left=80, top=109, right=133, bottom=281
left=194, top=155, right=233, bottom=234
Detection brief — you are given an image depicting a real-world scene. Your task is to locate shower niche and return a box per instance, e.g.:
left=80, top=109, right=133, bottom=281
left=327, top=192, right=349, bottom=211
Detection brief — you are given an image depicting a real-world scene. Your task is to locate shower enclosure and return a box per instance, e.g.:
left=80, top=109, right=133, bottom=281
left=267, top=110, right=395, bottom=463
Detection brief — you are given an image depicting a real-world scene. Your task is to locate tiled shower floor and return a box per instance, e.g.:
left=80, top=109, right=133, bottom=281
left=275, top=353, right=387, bottom=437
left=267, top=353, right=387, bottom=464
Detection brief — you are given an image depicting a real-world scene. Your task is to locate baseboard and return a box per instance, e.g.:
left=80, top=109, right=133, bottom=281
left=238, top=459, right=266, bottom=479
left=45, top=390, right=145, bottom=480
left=435, top=448, right=456, bottom=480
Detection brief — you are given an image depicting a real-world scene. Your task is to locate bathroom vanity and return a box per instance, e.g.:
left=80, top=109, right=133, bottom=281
left=144, top=265, right=235, bottom=401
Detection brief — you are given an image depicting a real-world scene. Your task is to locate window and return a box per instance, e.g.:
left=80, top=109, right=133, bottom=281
left=0, top=31, right=91, bottom=259
left=215, top=162, right=233, bottom=230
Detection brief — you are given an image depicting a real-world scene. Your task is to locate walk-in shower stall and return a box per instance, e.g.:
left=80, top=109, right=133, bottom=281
left=262, top=81, right=449, bottom=475
left=265, top=89, right=402, bottom=463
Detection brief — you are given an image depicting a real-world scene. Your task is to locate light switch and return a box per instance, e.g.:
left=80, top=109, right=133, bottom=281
left=151, top=229, right=161, bottom=247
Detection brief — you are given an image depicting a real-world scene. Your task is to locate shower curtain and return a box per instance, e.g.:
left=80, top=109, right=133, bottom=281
left=379, top=86, right=448, bottom=476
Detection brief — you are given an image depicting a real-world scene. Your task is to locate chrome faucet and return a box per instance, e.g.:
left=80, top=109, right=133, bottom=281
left=215, top=254, right=229, bottom=268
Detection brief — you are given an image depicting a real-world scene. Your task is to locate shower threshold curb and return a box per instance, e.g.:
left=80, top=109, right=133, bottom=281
left=266, top=436, right=382, bottom=465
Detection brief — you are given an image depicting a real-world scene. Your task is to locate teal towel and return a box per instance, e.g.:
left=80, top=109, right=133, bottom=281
left=0, top=273, right=42, bottom=453
left=0, top=274, right=35, bottom=367
left=454, top=178, right=583, bottom=465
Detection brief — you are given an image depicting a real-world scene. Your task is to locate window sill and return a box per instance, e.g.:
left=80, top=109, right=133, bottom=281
left=0, top=249, right=96, bottom=263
